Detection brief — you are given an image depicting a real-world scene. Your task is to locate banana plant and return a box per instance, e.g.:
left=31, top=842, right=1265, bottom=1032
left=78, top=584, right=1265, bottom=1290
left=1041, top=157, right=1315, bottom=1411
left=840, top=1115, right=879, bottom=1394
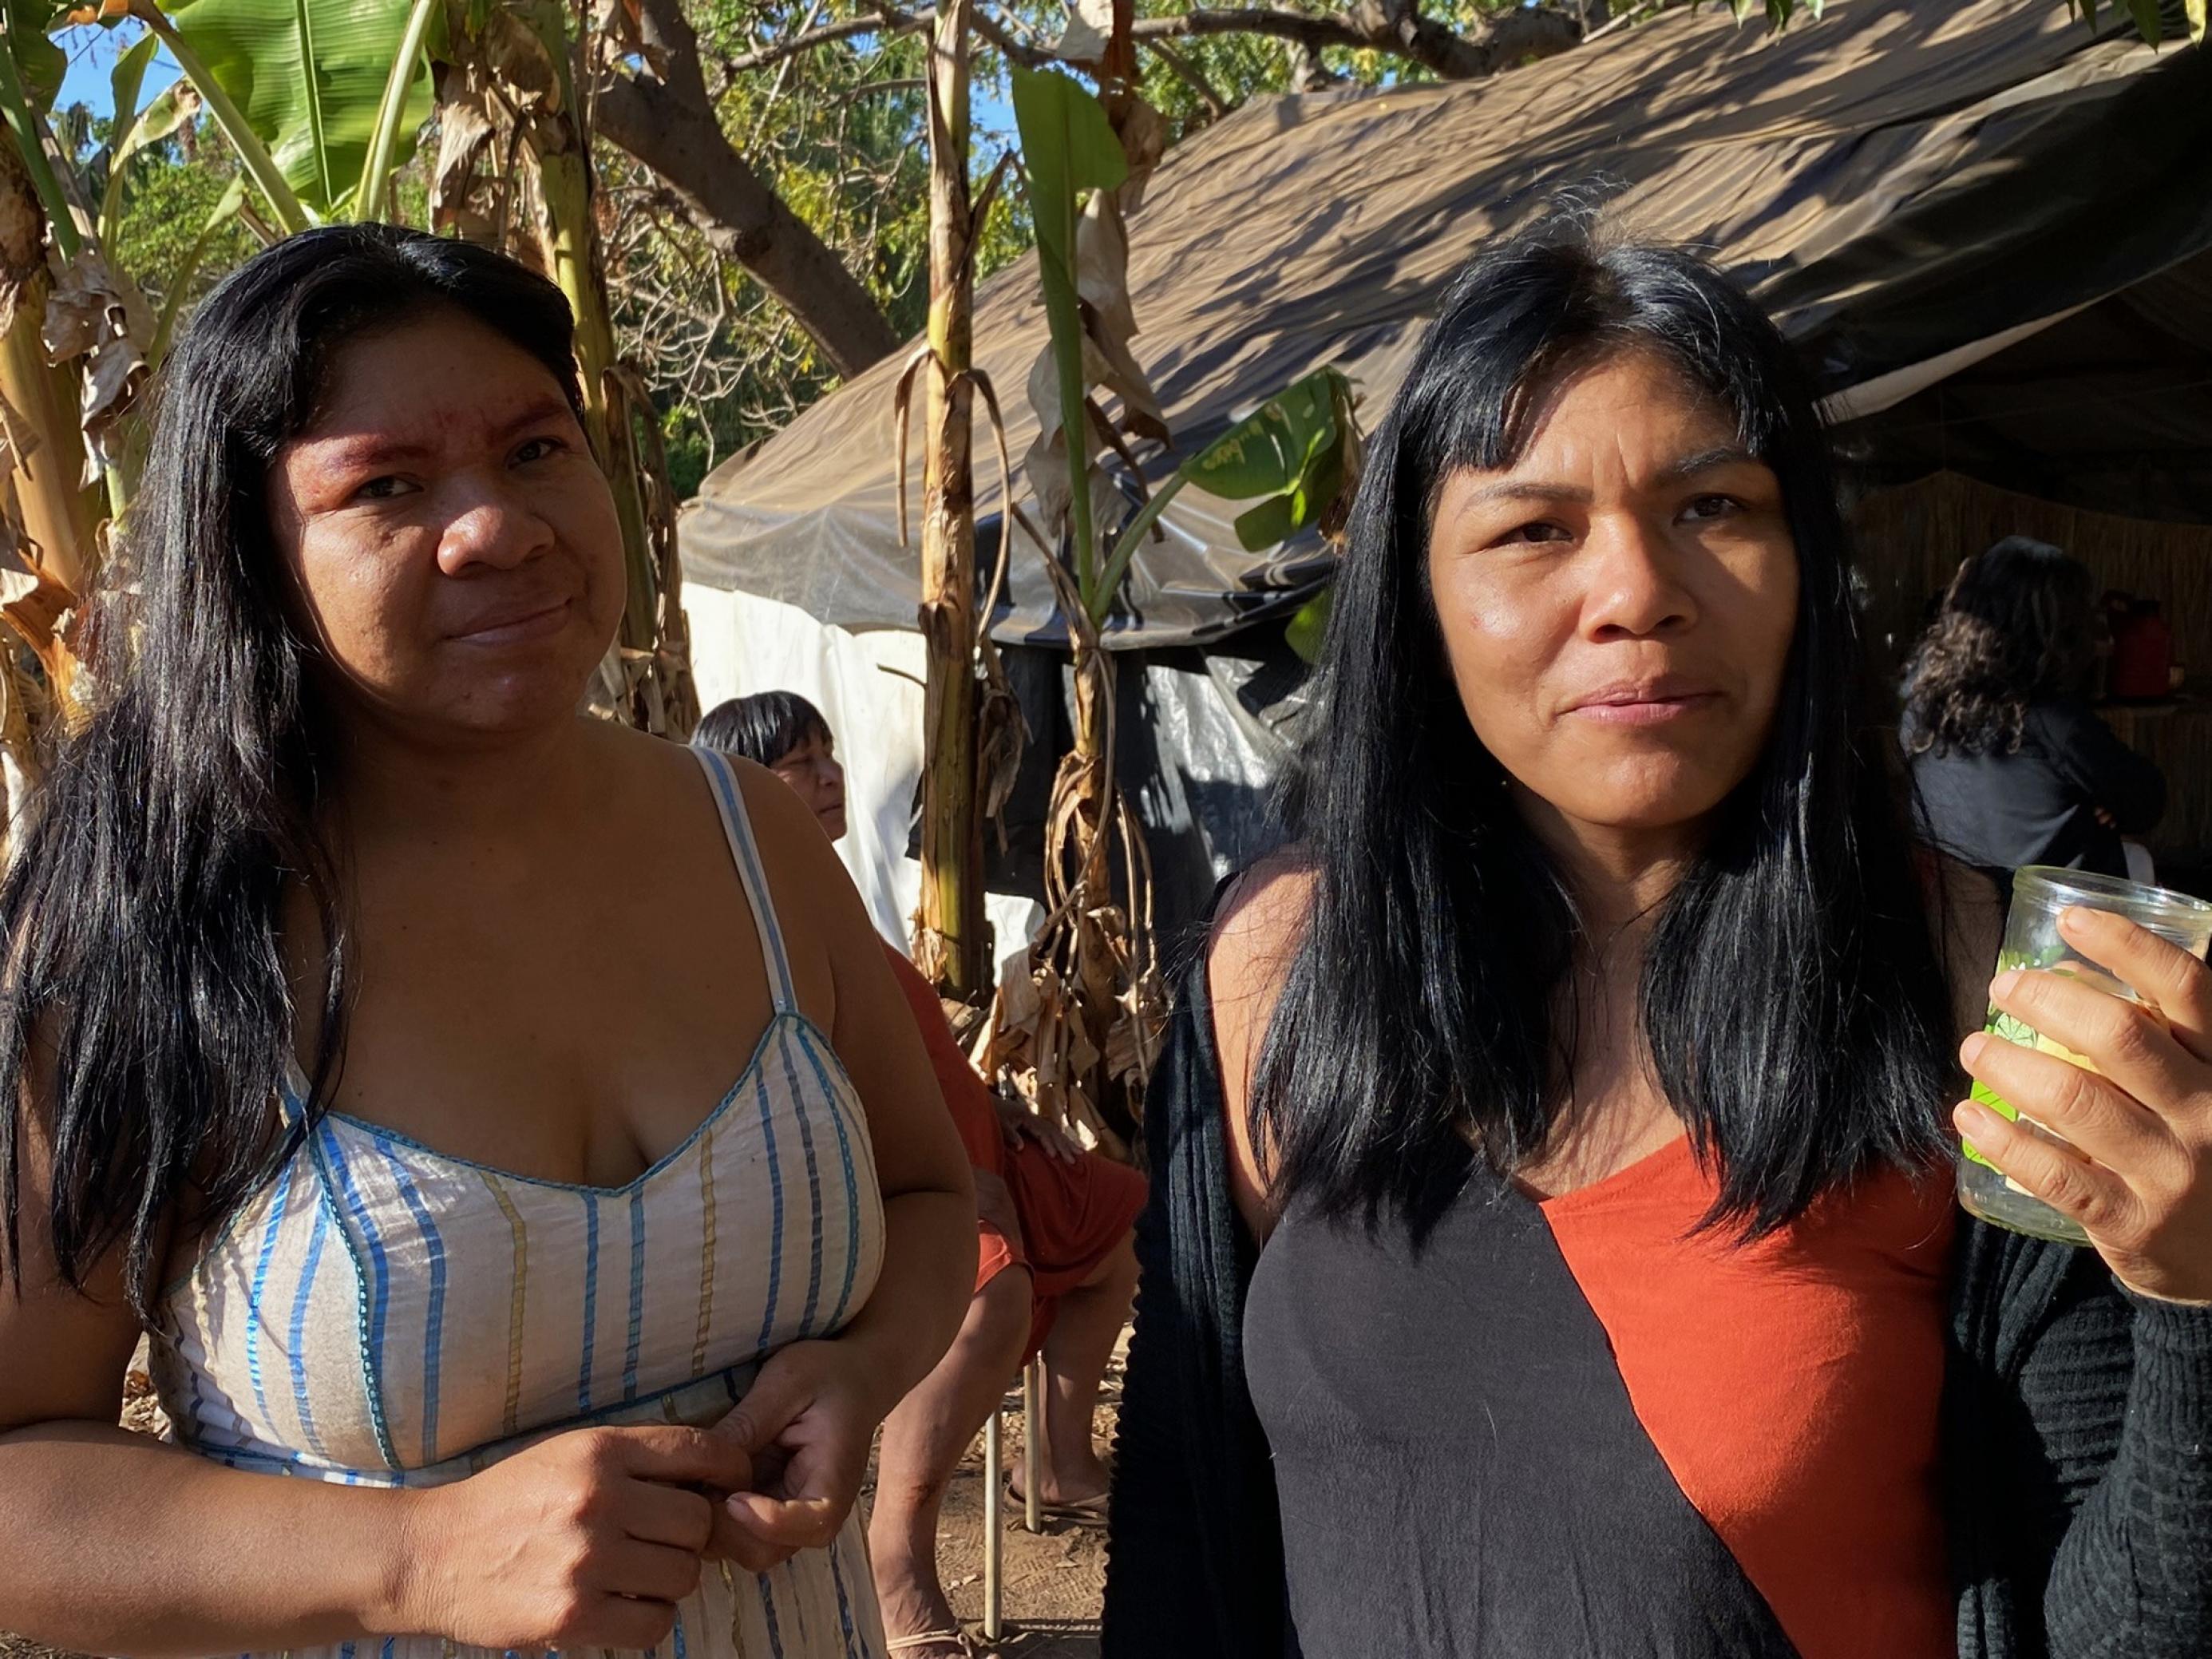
left=1092, top=366, right=1359, bottom=628
left=994, top=57, right=1364, bottom=1154
left=109, top=0, right=436, bottom=229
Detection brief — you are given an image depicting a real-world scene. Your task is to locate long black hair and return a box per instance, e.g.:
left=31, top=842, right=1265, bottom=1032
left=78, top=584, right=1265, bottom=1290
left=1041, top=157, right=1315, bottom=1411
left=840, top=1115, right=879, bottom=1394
left=0, top=224, right=584, bottom=1313
left=1901, top=536, right=2097, bottom=758
left=1256, top=220, right=1957, bottom=1242
left=693, top=691, right=831, bottom=767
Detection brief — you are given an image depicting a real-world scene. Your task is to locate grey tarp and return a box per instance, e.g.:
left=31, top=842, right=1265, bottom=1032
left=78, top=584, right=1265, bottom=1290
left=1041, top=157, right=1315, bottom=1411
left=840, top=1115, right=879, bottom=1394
left=677, top=0, right=2212, bottom=647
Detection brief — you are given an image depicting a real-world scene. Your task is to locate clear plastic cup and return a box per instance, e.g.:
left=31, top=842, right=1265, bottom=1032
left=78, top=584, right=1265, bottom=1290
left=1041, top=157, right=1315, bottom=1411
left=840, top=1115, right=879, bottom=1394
left=1958, top=866, right=2212, bottom=1244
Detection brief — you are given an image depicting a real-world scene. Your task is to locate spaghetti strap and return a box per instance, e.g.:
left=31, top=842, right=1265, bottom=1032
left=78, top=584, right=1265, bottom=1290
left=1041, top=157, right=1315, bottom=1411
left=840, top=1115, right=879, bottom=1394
left=692, top=747, right=801, bottom=1013
left=277, top=1052, right=311, bottom=1125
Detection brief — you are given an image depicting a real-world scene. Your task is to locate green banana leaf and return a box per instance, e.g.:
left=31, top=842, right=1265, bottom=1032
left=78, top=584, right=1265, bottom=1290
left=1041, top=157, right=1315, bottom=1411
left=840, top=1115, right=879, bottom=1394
left=165, top=0, right=433, bottom=219
left=1, top=1, right=64, bottom=115
left=100, top=34, right=195, bottom=245
left=1181, top=366, right=1356, bottom=553
left=1284, top=590, right=1331, bottom=664
left=1010, top=62, right=1127, bottom=596
left=1089, top=366, right=1359, bottom=623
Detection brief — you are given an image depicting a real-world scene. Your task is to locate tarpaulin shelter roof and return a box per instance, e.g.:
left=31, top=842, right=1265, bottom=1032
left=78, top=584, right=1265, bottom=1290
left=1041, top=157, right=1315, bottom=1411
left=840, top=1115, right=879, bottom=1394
left=678, top=0, right=2212, bottom=647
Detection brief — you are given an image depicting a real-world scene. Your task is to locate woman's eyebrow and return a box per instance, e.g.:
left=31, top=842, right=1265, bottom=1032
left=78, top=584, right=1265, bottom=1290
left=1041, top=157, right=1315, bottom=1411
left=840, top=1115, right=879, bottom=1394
left=300, top=397, right=575, bottom=472
left=1457, top=478, right=1592, bottom=508
left=1657, top=445, right=1759, bottom=483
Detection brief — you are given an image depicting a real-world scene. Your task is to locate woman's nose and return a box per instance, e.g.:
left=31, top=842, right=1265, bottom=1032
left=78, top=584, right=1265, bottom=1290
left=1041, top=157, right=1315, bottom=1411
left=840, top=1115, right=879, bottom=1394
left=436, top=485, right=556, bottom=576
left=1582, top=514, right=1696, bottom=640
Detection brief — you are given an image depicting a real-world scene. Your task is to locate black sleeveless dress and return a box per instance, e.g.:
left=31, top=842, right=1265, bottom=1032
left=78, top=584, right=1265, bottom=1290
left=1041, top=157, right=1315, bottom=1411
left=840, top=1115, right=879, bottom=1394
left=1243, top=1177, right=1803, bottom=1659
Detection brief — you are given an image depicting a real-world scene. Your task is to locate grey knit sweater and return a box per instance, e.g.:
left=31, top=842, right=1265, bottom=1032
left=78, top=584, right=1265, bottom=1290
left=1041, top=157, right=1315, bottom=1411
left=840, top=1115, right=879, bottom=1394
left=1102, top=955, right=2212, bottom=1659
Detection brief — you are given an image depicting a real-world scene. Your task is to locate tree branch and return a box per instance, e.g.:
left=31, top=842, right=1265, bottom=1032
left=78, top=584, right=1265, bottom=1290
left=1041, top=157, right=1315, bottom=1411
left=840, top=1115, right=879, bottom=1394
left=1142, top=38, right=1229, bottom=119
left=599, top=0, right=904, bottom=377
left=720, top=10, right=921, bottom=77
left=716, top=0, right=1580, bottom=84
left=1128, top=5, right=1579, bottom=77
left=969, top=8, right=1056, bottom=69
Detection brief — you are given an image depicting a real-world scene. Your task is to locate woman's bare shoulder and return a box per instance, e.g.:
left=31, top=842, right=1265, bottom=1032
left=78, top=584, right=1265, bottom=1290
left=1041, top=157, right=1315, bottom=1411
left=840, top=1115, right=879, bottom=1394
left=1207, top=848, right=1315, bottom=1239
left=1207, top=846, right=1316, bottom=1007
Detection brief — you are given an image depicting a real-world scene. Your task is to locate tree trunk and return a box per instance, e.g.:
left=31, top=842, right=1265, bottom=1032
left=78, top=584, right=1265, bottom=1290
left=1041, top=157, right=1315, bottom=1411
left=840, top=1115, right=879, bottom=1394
left=0, top=268, right=96, bottom=604
left=602, top=0, right=903, bottom=382
left=914, top=0, right=985, bottom=998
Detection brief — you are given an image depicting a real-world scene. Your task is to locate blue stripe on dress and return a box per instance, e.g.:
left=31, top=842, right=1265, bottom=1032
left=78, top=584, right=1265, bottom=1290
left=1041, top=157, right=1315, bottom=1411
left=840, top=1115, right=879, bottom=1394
left=321, top=1126, right=400, bottom=1469
left=289, top=1198, right=333, bottom=1460
left=243, top=1173, right=292, bottom=1431
left=793, top=1027, right=866, bottom=1332
left=829, top=1530, right=863, bottom=1659
left=757, top=1568, right=789, bottom=1659
left=752, top=1067, right=787, bottom=1356
left=377, top=1141, right=449, bottom=1465
left=775, top=1027, right=828, bottom=1336
left=578, top=1192, right=601, bottom=1413
left=673, top=1610, right=688, bottom=1659
left=623, top=1186, right=648, bottom=1402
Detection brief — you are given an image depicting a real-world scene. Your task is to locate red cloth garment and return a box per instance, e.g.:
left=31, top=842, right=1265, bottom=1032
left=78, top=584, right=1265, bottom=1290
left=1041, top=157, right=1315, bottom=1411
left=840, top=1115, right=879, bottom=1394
left=884, top=945, right=1146, bottom=1357
left=1541, top=1136, right=1957, bottom=1659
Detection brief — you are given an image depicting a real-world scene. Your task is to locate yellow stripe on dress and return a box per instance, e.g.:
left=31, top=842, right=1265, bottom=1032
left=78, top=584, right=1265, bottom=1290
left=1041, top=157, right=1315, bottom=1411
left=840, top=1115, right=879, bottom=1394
left=693, top=1118, right=718, bottom=1377
left=478, top=1171, right=528, bottom=1438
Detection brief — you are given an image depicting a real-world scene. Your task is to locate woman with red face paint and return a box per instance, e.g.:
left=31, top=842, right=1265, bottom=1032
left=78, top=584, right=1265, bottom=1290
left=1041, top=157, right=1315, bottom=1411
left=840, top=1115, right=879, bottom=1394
left=0, top=226, right=974, bottom=1659
left=1103, top=221, right=2212, bottom=1659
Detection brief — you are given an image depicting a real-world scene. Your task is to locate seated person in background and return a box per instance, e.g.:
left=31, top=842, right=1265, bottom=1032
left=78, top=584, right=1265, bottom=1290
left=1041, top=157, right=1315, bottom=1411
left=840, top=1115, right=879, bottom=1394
left=694, top=693, right=1146, bottom=1658
left=1902, top=535, right=2165, bottom=879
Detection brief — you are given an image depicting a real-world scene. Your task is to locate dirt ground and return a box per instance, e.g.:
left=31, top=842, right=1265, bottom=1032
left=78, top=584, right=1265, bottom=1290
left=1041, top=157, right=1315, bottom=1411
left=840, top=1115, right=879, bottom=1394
left=1, top=1344, right=1118, bottom=1659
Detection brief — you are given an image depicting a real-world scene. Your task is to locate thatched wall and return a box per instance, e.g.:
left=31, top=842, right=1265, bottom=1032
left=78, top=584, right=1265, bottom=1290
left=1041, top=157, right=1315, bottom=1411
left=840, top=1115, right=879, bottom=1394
left=1853, top=471, right=2212, bottom=861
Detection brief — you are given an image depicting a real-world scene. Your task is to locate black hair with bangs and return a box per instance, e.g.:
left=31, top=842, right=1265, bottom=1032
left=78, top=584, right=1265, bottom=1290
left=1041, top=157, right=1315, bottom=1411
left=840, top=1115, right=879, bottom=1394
left=1252, top=219, right=1957, bottom=1241
left=692, top=691, right=833, bottom=768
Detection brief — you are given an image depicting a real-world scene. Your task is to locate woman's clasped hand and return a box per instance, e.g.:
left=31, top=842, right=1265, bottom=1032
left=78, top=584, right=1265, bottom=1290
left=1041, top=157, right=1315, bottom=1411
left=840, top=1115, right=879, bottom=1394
left=1959, top=905, right=2212, bottom=1305
left=398, top=1335, right=905, bottom=1652
left=398, top=1425, right=746, bottom=1650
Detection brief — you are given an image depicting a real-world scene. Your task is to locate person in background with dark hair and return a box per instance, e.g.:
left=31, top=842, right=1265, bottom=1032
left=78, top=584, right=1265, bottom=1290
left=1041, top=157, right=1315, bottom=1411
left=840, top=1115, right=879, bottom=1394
left=0, top=226, right=977, bottom=1659
left=695, top=692, right=1144, bottom=1659
left=1104, top=225, right=2212, bottom=1659
left=1903, top=536, right=2165, bottom=879
left=695, top=692, right=850, bottom=841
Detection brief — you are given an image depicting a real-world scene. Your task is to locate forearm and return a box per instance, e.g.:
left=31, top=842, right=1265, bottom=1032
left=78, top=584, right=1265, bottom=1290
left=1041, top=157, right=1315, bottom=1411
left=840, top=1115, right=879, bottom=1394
left=829, top=1187, right=976, bottom=1412
left=2044, top=1295, right=2212, bottom=1658
left=0, top=1422, right=423, bottom=1657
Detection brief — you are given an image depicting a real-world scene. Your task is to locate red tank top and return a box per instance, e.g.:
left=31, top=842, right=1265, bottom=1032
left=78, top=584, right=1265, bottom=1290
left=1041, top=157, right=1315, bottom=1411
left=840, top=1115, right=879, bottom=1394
left=1541, top=1137, right=1957, bottom=1659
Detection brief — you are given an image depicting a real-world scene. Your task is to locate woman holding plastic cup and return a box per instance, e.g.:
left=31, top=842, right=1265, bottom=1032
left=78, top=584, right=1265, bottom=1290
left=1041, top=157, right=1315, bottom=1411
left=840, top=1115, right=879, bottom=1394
left=1105, top=220, right=2212, bottom=1659
left=1957, top=871, right=2212, bottom=1297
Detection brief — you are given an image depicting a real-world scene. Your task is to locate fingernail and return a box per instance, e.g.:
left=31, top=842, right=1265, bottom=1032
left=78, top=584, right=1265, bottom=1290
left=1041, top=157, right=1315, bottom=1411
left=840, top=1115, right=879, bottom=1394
left=1954, top=1100, right=1997, bottom=1137
left=1989, top=969, right=2023, bottom=1001
left=2056, top=906, right=2091, bottom=935
left=1961, top=1031, right=1989, bottom=1067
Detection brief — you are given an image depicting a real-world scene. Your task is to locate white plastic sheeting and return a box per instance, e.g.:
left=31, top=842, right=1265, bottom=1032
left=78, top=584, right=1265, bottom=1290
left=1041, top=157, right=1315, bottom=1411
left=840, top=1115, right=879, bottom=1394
left=682, top=584, right=1039, bottom=976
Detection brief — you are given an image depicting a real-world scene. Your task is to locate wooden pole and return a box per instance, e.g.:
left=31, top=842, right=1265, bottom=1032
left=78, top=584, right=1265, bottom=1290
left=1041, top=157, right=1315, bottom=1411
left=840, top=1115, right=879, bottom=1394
left=982, top=1403, right=1005, bottom=1641
left=915, top=0, right=985, bottom=996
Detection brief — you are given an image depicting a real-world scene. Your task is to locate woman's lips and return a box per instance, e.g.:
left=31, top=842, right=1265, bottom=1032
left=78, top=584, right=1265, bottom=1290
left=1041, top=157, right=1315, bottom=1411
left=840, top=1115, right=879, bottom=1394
left=451, top=597, right=572, bottom=646
left=1565, top=683, right=1723, bottom=726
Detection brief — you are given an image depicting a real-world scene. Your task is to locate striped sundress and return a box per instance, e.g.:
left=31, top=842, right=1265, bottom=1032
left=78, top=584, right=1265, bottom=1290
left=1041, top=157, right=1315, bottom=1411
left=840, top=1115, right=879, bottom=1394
left=147, top=747, right=891, bottom=1659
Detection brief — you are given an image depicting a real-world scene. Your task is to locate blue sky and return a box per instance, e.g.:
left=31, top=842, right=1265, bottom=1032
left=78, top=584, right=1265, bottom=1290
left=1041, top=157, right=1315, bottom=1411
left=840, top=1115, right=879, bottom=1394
left=54, top=22, right=180, bottom=123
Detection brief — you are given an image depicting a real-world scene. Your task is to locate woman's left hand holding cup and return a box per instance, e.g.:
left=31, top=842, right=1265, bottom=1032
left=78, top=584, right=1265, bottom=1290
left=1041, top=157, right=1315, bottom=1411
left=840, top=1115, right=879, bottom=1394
left=1957, top=904, right=2212, bottom=1305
